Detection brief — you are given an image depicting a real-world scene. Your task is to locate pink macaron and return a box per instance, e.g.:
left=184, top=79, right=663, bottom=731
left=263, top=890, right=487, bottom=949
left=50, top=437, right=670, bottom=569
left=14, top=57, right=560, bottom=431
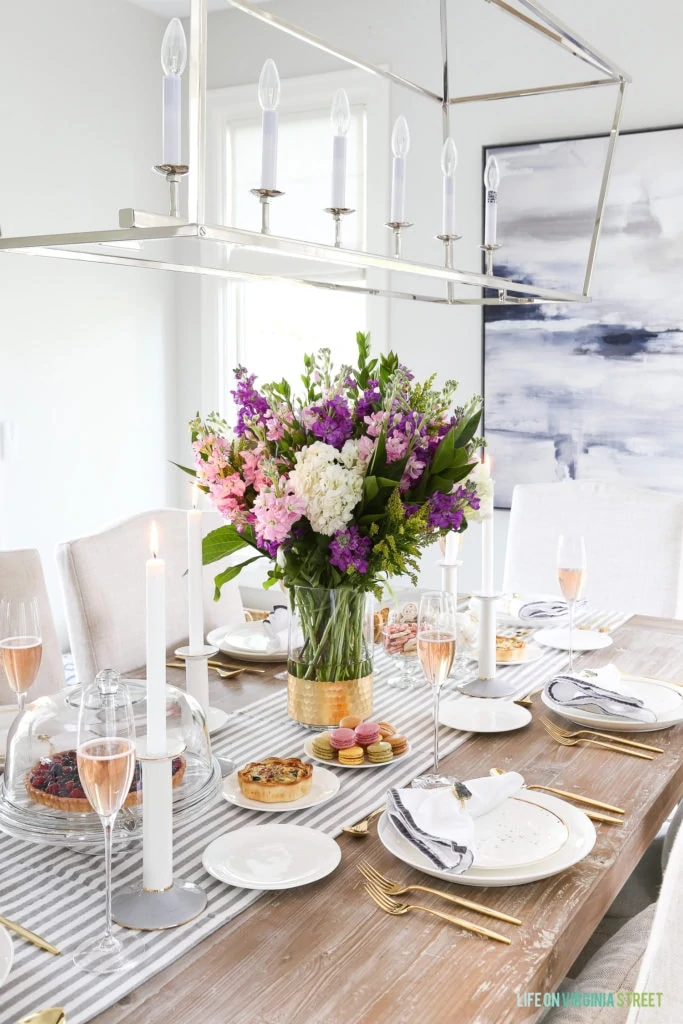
left=329, top=728, right=357, bottom=750
left=354, top=721, right=381, bottom=746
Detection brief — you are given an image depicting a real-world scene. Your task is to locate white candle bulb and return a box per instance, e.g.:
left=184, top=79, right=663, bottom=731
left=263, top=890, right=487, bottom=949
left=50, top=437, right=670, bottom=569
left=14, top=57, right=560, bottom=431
left=390, top=115, right=410, bottom=223
left=330, top=89, right=351, bottom=209
left=441, top=137, right=458, bottom=237
left=146, top=522, right=167, bottom=757
left=160, top=18, right=187, bottom=167
left=259, top=59, right=280, bottom=191
left=484, top=155, right=500, bottom=247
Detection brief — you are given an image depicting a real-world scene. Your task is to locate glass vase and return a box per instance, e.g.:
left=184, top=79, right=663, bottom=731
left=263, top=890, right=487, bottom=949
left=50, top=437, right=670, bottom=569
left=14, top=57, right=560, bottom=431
left=287, top=586, right=373, bottom=728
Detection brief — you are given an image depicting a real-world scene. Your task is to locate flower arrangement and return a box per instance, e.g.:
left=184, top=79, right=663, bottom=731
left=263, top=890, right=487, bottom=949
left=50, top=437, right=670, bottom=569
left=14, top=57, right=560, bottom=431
left=188, top=333, right=483, bottom=688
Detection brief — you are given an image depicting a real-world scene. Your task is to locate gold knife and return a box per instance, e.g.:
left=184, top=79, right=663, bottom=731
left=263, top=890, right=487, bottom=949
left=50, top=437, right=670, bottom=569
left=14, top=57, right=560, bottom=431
left=525, top=785, right=625, bottom=816
left=0, top=914, right=61, bottom=955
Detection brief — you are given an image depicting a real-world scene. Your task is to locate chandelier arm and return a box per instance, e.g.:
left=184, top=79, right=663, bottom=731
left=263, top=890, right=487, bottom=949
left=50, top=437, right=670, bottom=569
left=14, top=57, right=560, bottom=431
left=582, top=79, right=627, bottom=297
left=450, top=78, right=615, bottom=104
left=227, top=0, right=443, bottom=104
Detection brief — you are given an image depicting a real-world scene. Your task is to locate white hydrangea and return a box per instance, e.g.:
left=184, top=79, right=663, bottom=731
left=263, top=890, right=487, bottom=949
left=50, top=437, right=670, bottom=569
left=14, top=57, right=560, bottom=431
left=465, top=460, right=494, bottom=522
left=289, top=440, right=365, bottom=536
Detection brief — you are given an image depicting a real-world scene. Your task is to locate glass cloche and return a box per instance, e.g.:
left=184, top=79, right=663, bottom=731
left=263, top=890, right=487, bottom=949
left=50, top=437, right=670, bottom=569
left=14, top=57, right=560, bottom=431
left=0, top=673, right=221, bottom=849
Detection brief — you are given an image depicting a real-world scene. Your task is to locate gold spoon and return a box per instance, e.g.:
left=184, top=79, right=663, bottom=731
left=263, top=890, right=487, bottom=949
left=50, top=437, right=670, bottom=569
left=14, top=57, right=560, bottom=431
left=17, top=1010, right=66, bottom=1024
left=342, top=806, right=385, bottom=836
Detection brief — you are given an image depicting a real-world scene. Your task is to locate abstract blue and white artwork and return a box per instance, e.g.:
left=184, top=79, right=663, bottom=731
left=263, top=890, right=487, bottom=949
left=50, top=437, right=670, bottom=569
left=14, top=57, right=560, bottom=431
left=483, top=126, right=683, bottom=508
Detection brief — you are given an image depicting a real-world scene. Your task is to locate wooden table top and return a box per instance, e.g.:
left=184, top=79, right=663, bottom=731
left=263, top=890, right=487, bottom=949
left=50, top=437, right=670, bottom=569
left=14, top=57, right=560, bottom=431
left=95, top=615, right=683, bottom=1024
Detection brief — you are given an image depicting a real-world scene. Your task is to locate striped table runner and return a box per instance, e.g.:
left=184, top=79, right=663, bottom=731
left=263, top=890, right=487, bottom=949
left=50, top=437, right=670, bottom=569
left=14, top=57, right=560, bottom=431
left=0, top=607, right=628, bottom=1024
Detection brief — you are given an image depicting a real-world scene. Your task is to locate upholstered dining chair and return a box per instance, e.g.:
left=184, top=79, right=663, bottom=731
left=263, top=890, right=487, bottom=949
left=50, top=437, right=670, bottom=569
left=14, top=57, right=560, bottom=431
left=503, top=481, right=683, bottom=618
left=0, top=548, right=65, bottom=703
left=56, top=508, right=245, bottom=684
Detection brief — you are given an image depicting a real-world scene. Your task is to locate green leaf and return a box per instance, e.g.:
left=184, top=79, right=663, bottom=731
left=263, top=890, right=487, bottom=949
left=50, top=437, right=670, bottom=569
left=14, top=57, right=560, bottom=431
left=171, top=461, right=199, bottom=480
left=202, top=525, right=249, bottom=565
left=431, top=427, right=455, bottom=475
left=363, top=476, right=379, bottom=502
left=212, top=556, right=264, bottom=601
left=452, top=408, right=483, bottom=449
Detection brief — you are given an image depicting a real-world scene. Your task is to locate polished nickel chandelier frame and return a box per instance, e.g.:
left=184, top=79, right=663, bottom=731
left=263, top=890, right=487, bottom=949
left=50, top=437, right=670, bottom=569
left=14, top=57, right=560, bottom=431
left=0, top=0, right=629, bottom=307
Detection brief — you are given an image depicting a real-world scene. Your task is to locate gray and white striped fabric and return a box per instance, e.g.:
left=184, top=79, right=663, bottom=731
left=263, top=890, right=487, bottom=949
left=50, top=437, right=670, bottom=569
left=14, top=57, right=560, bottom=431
left=0, top=607, right=629, bottom=1024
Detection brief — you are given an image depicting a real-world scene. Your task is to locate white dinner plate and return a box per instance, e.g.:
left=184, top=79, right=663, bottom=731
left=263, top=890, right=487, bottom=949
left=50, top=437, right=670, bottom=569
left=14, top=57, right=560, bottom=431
left=0, top=925, right=13, bottom=989
left=207, top=624, right=286, bottom=663
left=535, top=628, right=613, bottom=652
left=303, top=735, right=410, bottom=769
left=378, top=790, right=596, bottom=886
left=439, top=697, right=531, bottom=734
left=202, top=824, right=341, bottom=889
left=466, top=643, right=544, bottom=668
left=0, top=706, right=17, bottom=758
left=222, top=765, right=340, bottom=812
left=542, top=674, right=683, bottom=733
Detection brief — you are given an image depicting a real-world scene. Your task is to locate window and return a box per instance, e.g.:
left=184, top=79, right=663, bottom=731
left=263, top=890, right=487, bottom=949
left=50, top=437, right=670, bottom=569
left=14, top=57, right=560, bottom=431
left=206, top=69, right=389, bottom=408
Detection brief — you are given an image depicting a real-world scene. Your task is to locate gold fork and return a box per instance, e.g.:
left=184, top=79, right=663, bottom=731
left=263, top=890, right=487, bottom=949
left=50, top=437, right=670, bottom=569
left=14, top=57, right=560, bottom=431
left=359, top=861, right=522, bottom=925
left=363, top=879, right=511, bottom=944
left=341, top=807, right=385, bottom=836
left=543, top=718, right=663, bottom=755
left=541, top=718, right=653, bottom=759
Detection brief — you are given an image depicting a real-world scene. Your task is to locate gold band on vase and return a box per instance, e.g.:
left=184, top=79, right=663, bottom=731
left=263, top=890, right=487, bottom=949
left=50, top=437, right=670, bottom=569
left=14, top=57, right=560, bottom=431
left=287, top=673, right=373, bottom=727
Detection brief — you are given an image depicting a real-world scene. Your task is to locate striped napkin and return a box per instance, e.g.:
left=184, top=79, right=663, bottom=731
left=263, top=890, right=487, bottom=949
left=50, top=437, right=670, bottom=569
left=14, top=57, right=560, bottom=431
left=517, top=600, right=570, bottom=621
left=545, top=670, right=657, bottom=723
left=386, top=773, right=524, bottom=873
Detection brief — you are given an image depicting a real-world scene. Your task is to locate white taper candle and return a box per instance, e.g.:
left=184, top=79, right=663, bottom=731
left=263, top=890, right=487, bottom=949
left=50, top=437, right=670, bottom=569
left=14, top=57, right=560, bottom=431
left=390, top=116, right=410, bottom=223
left=160, top=19, right=187, bottom=167
left=478, top=596, right=497, bottom=680
left=330, top=89, right=351, bottom=209
left=441, top=137, right=458, bottom=236
left=484, top=155, right=500, bottom=247
left=188, top=487, right=203, bottom=651
left=259, top=59, right=280, bottom=191
left=481, top=456, right=495, bottom=595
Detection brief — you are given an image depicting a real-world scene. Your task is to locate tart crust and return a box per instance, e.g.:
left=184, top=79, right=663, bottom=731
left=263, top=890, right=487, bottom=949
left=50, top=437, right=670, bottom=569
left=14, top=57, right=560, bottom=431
left=495, top=635, right=527, bottom=663
left=25, top=753, right=186, bottom=813
left=237, top=757, right=313, bottom=803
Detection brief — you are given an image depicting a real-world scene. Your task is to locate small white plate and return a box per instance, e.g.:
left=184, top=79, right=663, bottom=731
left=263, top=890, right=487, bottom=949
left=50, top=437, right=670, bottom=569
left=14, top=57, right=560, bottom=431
left=203, top=824, right=341, bottom=889
left=0, top=925, right=13, bottom=988
left=222, top=765, right=340, bottom=812
left=542, top=674, right=683, bottom=733
left=0, top=706, right=17, bottom=757
left=466, top=643, right=544, bottom=668
left=207, top=624, right=286, bottom=664
left=207, top=706, right=229, bottom=734
left=378, top=790, right=595, bottom=887
left=439, top=697, right=531, bottom=734
left=535, top=628, right=613, bottom=652
left=303, top=735, right=410, bottom=769
left=474, top=796, right=569, bottom=869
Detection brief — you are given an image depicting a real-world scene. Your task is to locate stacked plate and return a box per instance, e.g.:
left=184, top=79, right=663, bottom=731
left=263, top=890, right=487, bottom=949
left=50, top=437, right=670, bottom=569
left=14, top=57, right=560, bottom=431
left=207, top=622, right=286, bottom=663
left=543, top=673, right=683, bottom=733
left=378, top=790, right=596, bottom=887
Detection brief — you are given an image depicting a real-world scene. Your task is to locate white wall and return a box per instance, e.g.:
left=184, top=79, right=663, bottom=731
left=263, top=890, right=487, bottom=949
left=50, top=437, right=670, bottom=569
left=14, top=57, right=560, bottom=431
left=181, top=0, right=681, bottom=600
left=0, top=0, right=176, bottom=646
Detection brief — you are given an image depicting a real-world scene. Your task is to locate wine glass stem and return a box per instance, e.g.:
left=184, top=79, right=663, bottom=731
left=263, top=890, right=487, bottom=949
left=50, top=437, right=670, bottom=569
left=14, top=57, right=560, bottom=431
left=568, top=600, right=575, bottom=672
left=433, top=686, right=441, bottom=771
left=103, top=817, right=114, bottom=941
left=16, top=693, right=26, bottom=713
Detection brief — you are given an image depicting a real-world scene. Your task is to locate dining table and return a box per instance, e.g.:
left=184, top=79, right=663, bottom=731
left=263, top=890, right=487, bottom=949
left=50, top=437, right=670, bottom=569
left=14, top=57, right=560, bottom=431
left=73, top=612, right=683, bottom=1024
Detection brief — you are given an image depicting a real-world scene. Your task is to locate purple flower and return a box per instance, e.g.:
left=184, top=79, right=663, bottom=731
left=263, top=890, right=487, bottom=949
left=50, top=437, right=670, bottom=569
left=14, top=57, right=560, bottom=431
left=304, top=395, right=353, bottom=449
left=329, top=526, right=372, bottom=574
left=356, top=379, right=381, bottom=420
left=455, top=483, right=480, bottom=512
left=403, top=503, right=419, bottom=518
left=344, top=374, right=358, bottom=390
left=231, top=366, right=269, bottom=437
left=428, top=491, right=464, bottom=531
left=256, top=536, right=279, bottom=558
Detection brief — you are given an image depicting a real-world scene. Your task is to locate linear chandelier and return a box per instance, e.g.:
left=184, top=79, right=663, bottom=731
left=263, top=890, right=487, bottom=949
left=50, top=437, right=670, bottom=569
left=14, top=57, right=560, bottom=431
left=0, top=0, right=629, bottom=307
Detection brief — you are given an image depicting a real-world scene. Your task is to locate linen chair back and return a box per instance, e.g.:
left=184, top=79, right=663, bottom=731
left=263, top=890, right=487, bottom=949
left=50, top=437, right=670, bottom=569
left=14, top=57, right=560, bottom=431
left=56, top=509, right=245, bottom=684
left=0, top=548, right=65, bottom=703
left=503, top=481, right=683, bottom=618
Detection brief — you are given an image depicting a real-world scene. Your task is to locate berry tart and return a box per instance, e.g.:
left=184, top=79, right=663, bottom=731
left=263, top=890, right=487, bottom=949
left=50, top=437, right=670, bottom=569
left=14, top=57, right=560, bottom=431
left=25, top=750, right=186, bottom=812
left=237, top=757, right=313, bottom=803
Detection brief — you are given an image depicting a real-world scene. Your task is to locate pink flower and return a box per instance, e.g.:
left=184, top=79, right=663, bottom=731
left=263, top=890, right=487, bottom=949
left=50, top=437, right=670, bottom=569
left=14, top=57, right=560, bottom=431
left=385, top=430, right=409, bottom=463
left=364, top=411, right=387, bottom=438
left=252, top=484, right=305, bottom=547
left=241, top=445, right=269, bottom=490
left=400, top=452, right=426, bottom=490
left=357, top=435, right=375, bottom=466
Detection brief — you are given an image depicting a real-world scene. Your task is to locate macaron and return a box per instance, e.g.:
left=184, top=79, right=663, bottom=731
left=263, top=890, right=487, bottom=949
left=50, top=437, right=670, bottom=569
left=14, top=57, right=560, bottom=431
left=339, top=715, right=363, bottom=730
left=355, top=722, right=381, bottom=746
left=338, top=745, right=365, bottom=766
left=366, top=740, right=393, bottom=764
left=311, top=732, right=335, bottom=760
left=388, top=734, right=408, bottom=756
left=329, top=728, right=357, bottom=750
left=377, top=720, right=396, bottom=738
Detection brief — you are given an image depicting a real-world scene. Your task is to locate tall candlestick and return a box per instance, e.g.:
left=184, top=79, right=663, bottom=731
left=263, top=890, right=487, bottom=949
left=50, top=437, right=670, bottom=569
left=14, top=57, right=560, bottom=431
left=259, top=59, right=280, bottom=191
left=142, top=759, right=173, bottom=892
left=160, top=19, right=187, bottom=167
left=146, top=522, right=167, bottom=756
left=330, top=89, right=350, bottom=210
left=484, top=155, right=500, bottom=247
left=188, top=485, right=203, bottom=651
left=441, top=137, right=458, bottom=236
left=390, top=116, right=410, bottom=223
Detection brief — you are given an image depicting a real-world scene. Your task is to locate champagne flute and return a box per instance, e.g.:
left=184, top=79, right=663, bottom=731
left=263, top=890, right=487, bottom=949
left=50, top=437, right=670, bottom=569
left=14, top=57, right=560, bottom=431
left=417, top=592, right=456, bottom=771
left=0, top=597, right=42, bottom=710
left=557, top=534, right=587, bottom=672
left=74, top=670, right=140, bottom=973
